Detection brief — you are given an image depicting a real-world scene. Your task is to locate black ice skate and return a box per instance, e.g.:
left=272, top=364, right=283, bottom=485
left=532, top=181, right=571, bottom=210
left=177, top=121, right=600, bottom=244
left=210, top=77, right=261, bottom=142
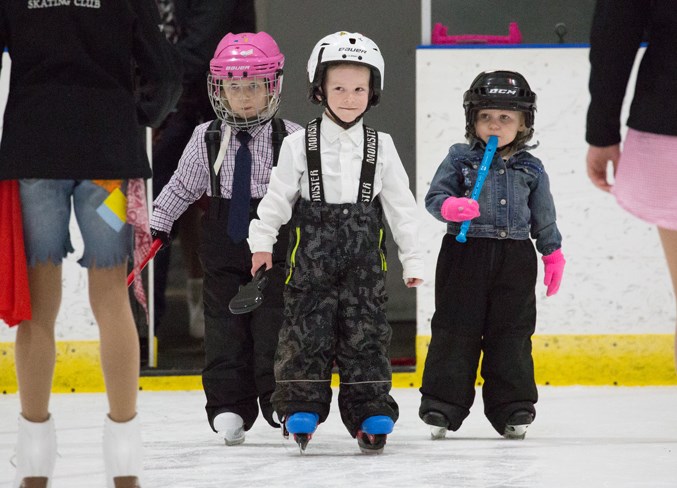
left=503, top=410, right=534, bottom=440
left=422, top=411, right=449, bottom=440
left=356, top=415, right=394, bottom=454
left=284, top=412, right=319, bottom=453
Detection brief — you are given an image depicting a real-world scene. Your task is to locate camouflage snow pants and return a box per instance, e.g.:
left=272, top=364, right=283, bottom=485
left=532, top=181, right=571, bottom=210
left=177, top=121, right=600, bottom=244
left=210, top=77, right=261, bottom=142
left=271, top=198, right=399, bottom=437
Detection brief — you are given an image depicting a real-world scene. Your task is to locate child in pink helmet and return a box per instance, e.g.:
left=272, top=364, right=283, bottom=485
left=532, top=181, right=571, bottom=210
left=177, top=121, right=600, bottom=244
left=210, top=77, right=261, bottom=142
left=151, top=31, right=302, bottom=446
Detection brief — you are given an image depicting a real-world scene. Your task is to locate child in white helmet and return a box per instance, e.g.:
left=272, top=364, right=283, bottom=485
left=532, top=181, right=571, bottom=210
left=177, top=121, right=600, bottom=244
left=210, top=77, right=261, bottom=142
left=420, top=70, right=565, bottom=441
left=248, top=31, right=424, bottom=454
left=150, top=31, right=302, bottom=446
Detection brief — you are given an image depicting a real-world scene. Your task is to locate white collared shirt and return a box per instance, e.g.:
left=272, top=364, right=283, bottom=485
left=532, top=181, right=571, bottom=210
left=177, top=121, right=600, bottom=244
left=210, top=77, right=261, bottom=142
left=249, top=113, right=424, bottom=281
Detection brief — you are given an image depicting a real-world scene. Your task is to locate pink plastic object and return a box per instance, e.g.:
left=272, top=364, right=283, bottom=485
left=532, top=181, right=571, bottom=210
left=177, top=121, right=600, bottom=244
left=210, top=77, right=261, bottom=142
left=440, top=196, right=480, bottom=222
left=541, top=249, right=565, bottom=297
left=431, top=22, right=522, bottom=45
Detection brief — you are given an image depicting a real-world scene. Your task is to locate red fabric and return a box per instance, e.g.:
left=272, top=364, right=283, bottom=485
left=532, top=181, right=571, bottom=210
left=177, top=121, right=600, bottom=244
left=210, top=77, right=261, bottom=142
left=126, top=178, right=151, bottom=316
left=0, top=180, right=31, bottom=326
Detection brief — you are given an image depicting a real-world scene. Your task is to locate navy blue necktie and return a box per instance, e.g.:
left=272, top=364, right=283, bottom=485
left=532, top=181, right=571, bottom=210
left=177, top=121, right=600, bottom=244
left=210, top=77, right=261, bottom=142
left=228, top=131, right=252, bottom=243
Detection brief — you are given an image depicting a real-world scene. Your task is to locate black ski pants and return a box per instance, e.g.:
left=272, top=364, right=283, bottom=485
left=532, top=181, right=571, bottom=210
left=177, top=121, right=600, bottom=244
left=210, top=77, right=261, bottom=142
left=271, top=199, right=398, bottom=437
left=199, top=197, right=288, bottom=432
left=420, top=235, right=538, bottom=435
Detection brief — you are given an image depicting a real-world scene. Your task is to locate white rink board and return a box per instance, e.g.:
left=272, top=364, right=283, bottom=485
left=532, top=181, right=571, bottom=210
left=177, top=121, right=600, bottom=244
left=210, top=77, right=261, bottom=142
left=1, top=48, right=676, bottom=341
left=415, top=46, right=675, bottom=336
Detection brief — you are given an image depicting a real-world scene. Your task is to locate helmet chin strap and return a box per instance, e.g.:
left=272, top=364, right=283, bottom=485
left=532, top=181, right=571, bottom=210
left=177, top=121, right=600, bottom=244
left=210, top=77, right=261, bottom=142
left=322, top=98, right=369, bottom=129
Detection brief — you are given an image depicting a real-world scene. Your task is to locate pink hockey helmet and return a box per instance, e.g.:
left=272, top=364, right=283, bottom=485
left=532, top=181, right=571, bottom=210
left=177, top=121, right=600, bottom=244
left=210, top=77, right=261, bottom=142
left=208, top=32, right=285, bottom=128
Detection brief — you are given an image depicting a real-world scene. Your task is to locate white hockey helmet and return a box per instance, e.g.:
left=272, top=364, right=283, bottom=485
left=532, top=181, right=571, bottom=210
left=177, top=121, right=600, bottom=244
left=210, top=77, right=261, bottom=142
left=307, top=31, right=384, bottom=107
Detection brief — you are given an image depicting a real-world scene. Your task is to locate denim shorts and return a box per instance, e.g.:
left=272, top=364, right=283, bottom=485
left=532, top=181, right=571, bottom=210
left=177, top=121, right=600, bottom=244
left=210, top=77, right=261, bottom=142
left=19, top=179, right=133, bottom=268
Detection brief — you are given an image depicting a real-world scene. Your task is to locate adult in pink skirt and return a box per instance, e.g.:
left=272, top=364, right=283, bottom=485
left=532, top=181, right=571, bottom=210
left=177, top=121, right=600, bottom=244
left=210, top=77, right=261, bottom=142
left=586, top=0, right=677, bottom=369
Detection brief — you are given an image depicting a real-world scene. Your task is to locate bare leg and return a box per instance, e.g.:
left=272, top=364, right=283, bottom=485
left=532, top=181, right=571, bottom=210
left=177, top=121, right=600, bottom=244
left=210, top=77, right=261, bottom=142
left=15, top=263, right=62, bottom=422
left=88, top=263, right=139, bottom=423
left=657, top=227, right=677, bottom=372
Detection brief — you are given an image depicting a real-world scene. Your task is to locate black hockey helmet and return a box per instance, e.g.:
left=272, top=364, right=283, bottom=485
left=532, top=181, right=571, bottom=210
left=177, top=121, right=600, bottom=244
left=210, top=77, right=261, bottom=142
left=463, top=70, right=537, bottom=138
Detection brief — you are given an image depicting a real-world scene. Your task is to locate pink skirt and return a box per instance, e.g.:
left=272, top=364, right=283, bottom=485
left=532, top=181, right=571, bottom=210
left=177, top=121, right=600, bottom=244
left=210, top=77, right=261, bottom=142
left=612, top=128, right=677, bottom=231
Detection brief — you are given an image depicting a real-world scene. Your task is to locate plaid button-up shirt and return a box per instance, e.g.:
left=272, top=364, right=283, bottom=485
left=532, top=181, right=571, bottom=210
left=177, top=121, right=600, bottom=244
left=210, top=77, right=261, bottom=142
left=151, top=118, right=302, bottom=233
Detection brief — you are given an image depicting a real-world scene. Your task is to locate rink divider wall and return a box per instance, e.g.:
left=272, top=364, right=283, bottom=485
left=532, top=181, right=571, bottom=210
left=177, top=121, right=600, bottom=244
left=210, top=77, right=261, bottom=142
left=1, top=334, right=675, bottom=393
left=2, top=47, right=676, bottom=392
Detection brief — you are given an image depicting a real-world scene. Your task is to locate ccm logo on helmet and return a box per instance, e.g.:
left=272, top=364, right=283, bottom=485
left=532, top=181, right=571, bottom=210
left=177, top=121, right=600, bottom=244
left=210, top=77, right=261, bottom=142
left=488, top=88, right=518, bottom=95
left=338, top=47, right=367, bottom=53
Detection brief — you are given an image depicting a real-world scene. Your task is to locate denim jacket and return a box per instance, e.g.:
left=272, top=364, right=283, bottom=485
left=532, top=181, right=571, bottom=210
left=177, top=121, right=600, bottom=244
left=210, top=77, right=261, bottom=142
left=425, top=140, right=562, bottom=256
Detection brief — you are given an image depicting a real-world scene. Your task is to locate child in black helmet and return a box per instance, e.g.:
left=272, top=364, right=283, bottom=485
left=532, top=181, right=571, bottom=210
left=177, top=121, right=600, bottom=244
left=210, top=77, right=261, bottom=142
left=419, top=70, right=565, bottom=440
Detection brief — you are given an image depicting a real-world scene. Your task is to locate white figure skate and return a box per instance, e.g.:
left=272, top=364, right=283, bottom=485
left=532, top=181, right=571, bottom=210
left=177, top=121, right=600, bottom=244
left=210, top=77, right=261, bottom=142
left=103, top=415, right=143, bottom=488
left=13, top=414, right=57, bottom=488
left=213, top=412, right=245, bottom=446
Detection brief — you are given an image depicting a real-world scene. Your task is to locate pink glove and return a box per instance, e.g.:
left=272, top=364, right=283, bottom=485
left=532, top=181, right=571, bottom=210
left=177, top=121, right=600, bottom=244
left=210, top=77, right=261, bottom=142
left=541, top=249, right=565, bottom=297
left=440, top=196, right=480, bottom=222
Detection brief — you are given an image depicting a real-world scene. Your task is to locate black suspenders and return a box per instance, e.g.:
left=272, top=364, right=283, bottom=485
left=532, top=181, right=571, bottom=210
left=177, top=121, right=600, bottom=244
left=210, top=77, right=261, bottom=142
left=204, top=119, right=222, bottom=197
left=305, top=117, right=378, bottom=204
left=305, top=118, right=324, bottom=203
left=204, top=118, right=288, bottom=198
left=359, top=125, right=378, bottom=203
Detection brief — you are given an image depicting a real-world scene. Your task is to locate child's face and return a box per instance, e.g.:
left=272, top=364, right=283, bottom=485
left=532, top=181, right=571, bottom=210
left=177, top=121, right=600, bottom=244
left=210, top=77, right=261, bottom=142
left=323, top=64, right=371, bottom=124
left=221, top=77, right=270, bottom=120
left=474, top=109, right=526, bottom=147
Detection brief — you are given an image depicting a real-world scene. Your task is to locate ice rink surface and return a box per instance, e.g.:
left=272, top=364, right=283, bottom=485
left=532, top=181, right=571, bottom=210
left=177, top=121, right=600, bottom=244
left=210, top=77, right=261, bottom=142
left=2, top=386, right=677, bottom=487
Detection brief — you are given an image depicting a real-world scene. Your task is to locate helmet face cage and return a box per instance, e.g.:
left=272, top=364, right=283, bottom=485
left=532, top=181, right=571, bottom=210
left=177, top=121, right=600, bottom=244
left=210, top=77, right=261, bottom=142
left=306, top=31, right=384, bottom=107
left=208, top=73, right=282, bottom=129
left=208, top=32, right=284, bottom=128
left=463, top=70, right=536, bottom=144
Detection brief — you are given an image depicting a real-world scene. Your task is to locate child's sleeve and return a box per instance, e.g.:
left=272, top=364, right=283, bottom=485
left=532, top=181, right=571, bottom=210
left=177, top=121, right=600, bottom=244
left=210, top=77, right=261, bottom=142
left=248, top=135, right=303, bottom=253
left=150, top=125, right=210, bottom=233
left=377, top=134, right=424, bottom=281
left=528, top=167, right=562, bottom=256
left=425, top=148, right=463, bottom=223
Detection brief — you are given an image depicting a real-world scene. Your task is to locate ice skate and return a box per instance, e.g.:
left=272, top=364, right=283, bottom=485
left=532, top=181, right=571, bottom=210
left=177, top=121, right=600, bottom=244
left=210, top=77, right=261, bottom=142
left=356, top=415, right=393, bottom=454
left=285, top=412, right=319, bottom=453
left=103, top=415, right=142, bottom=488
left=213, top=412, right=245, bottom=446
left=503, top=410, right=534, bottom=440
left=422, top=411, right=449, bottom=440
left=13, top=414, right=57, bottom=488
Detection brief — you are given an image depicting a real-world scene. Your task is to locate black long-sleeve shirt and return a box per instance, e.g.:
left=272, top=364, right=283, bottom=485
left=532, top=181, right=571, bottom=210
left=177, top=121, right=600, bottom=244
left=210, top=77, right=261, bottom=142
left=164, top=0, right=255, bottom=124
left=586, top=0, right=677, bottom=146
left=0, top=0, right=183, bottom=180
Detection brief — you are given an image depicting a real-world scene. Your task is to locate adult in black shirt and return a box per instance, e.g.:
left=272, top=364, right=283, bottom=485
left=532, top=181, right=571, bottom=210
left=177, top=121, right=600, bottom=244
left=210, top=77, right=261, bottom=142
left=0, top=2, right=182, bottom=487
left=586, top=0, right=677, bottom=371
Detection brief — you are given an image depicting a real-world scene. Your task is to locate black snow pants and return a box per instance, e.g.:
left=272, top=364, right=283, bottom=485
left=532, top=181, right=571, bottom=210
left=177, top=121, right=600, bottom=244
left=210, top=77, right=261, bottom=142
left=199, top=197, right=289, bottom=432
left=271, top=198, right=398, bottom=437
left=419, top=235, right=538, bottom=435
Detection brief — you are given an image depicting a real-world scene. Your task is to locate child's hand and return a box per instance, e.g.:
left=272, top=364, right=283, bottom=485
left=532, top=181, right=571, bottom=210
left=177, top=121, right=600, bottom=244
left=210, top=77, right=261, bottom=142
left=542, top=249, right=565, bottom=297
left=440, top=196, right=480, bottom=222
left=252, top=251, right=273, bottom=277
left=405, top=278, right=423, bottom=288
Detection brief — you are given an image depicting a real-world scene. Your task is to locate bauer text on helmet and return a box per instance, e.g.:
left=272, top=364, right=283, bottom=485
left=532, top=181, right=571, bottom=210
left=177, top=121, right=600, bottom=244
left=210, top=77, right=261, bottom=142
left=208, top=32, right=284, bottom=128
left=307, top=31, right=384, bottom=108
